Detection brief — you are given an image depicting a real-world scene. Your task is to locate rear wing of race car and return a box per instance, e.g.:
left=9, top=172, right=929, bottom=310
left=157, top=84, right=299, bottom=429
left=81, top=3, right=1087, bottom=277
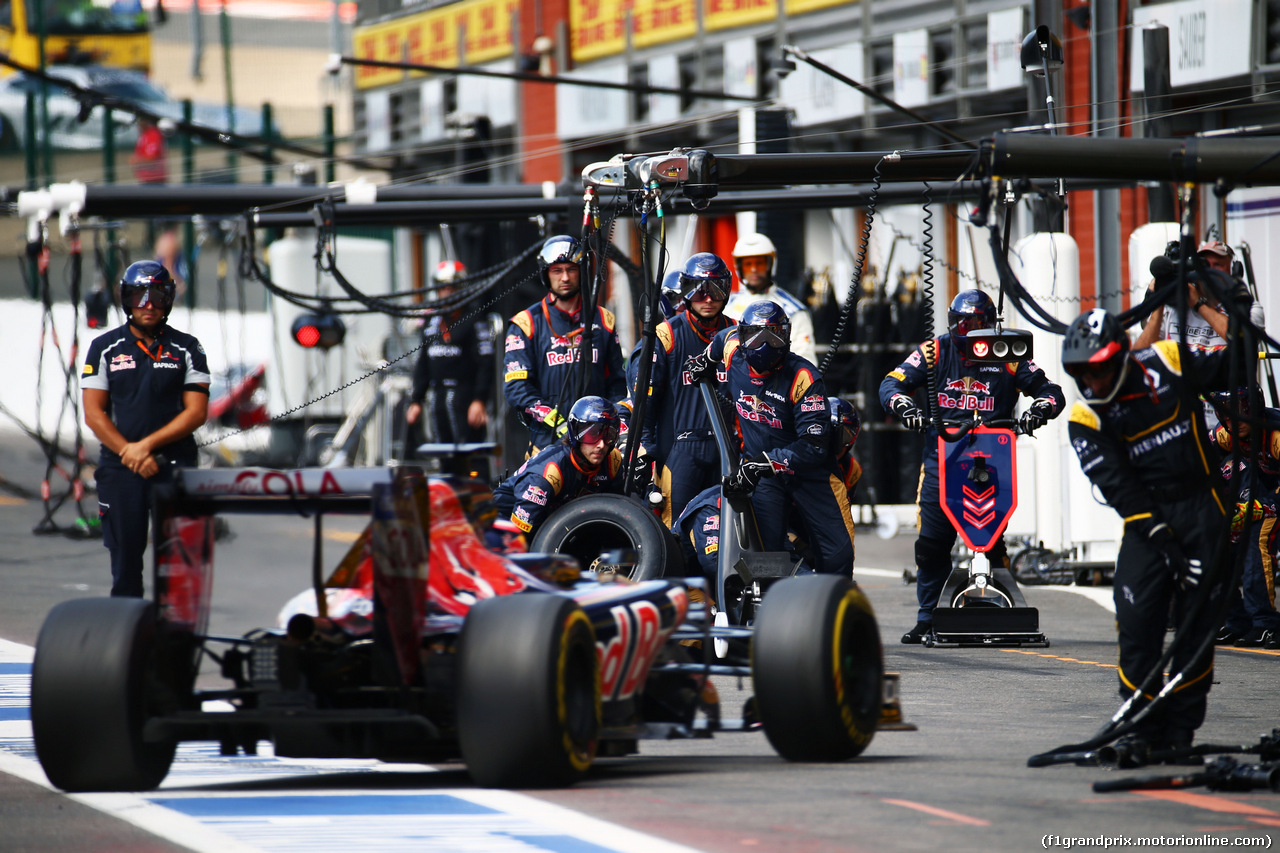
left=149, top=465, right=430, bottom=647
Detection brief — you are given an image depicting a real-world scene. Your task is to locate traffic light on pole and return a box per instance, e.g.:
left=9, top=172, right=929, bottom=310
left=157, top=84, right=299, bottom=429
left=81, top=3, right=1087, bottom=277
left=962, top=328, right=1033, bottom=363
left=291, top=313, right=346, bottom=349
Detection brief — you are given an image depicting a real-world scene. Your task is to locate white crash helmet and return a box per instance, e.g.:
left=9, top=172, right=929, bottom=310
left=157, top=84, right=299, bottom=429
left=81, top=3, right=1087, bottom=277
left=731, top=233, right=777, bottom=278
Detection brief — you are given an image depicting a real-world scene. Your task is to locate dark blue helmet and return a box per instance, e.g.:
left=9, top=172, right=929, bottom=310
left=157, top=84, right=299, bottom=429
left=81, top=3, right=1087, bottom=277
left=738, top=300, right=790, bottom=373
left=948, top=289, right=996, bottom=339
left=1061, top=308, right=1130, bottom=406
left=677, top=253, right=732, bottom=304
left=659, top=270, right=682, bottom=318
left=120, top=260, right=176, bottom=314
left=567, top=395, right=621, bottom=448
left=537, top=235, right=584, bottom=289
left=829, top=397, right=861, bottom=456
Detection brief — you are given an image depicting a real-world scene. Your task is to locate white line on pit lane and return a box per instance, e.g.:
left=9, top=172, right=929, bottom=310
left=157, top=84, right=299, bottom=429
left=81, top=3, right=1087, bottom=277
left=854, top=567, right=1117, bottom=613
left=0, top=639, right=699, bottom=853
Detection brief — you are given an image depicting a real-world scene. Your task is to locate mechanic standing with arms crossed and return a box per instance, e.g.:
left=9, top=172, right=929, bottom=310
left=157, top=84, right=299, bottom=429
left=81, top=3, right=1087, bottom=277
left=81, top=261, right=210, bottom=597
left=406, top=260, right=495, bottom=446
left=1063, top=307, right=1234, bottom=754
left=503, top=235, right=627, bottom=453
left=880, top=289, right=1064, bottom=644
left=633, top=253, right=736, bottom=526
left=687, top=300, right=855, bottom=575
left=725, top=233, right=818, bottom=366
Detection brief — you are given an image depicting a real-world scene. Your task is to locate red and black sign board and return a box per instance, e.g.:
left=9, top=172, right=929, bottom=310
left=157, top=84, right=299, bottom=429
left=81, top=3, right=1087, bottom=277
left=937, top=426, right=1018, bottom=553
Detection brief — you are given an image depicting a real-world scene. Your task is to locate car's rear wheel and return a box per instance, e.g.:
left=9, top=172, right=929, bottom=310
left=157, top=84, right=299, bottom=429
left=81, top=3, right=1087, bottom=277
left=31, top=598, right=179, bottom=791
left=752, top=575, right=883, bottom=761
left=457, top=594, right=600, bottom=787
left=530, top=493, right=683, bottom=580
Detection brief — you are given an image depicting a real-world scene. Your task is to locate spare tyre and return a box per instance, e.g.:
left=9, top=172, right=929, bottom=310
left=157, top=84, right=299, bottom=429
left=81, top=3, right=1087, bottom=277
left=530, top=493, right=684, bottom=581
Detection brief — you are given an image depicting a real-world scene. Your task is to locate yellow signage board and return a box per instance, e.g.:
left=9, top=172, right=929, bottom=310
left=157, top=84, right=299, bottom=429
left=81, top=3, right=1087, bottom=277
left=784, top=0, right=854, bottom=16
left=353, top=0, right=515, bottom=90
left=633, top=0, right=697, bottom=50
left=703, top=0, right=777, bottom=32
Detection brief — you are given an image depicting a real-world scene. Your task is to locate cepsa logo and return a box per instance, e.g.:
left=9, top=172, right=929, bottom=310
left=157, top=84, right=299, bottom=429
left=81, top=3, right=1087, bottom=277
left=937, top=377, right=995, bottom=412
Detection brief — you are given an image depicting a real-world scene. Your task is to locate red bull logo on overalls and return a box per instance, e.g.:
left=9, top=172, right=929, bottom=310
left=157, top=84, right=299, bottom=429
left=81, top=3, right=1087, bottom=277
left=938, top=377, right=995, bottom=412
left=736, top=392, right=782, bottom=429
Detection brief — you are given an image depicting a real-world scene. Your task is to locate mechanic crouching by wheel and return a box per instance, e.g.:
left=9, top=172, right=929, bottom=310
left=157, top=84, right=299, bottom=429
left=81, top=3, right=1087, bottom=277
left=81, top=261, right=211, bottom=597
left=879, top=289, right=1064, bottom=644
left=491, top=396, right=625, bottom=544
left=1063, top=308, right=1233, bottom=755
left=502, top=235, right=627, bottom=454
left=686, top=300, right=856, bottom=576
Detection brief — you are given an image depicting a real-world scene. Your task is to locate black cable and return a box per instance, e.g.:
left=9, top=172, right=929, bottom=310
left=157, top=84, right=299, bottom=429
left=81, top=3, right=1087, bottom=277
left=820, top=157, right=884, bottom=378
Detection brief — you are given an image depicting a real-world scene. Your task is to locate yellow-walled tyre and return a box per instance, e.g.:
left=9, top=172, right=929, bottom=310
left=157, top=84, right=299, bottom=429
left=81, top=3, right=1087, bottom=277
left=458, top=594, right=600, bottom=787
left=752, top=575, right=884, bottom=761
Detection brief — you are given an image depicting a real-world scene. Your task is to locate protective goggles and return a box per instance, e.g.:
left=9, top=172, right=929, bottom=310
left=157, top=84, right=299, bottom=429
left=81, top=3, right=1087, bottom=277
left=739, top=324, right=789, bottom=349
left=837, top=425, right=858, bottom=452
left=539, top=241, right=583, bottom=267
left=121, top=283, right=175, bottom=311
left=681, top=278, right=728, bottom=303
left=577, top=422, right=620, bottom=447
left=952, top=316, right=991, bottom=337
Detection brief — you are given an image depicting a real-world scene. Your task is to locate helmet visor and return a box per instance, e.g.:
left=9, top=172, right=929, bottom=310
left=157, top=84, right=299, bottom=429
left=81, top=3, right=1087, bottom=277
left=539, top=240, right=582, bottom=268
left=121, top=283, right=174, bottom=311
left=740, top=324, right=789, bottom=349
left=577, top=422, right=620, bottom=447
left=952, top=316, right=990, bottom=337
left=682, top=278, right=728, bottom=303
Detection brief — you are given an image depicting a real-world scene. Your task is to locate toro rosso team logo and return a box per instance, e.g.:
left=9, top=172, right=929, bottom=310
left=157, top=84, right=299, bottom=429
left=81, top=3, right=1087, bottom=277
left=736, top=392, right=782, bottom=429
left=938, top=377, right=995, bottom=412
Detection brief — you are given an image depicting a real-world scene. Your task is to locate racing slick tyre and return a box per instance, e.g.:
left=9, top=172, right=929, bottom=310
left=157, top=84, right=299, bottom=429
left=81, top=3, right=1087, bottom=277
left=752, top=575, right=883, bottom=762
left=31, top=598, right=178, bottom=791
left=457, top=594, right=601, bottom=787
left=530, top=493, right=684, bottom=581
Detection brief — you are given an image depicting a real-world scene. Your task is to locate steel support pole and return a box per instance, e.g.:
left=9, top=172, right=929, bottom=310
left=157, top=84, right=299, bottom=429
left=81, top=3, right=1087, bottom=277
left=1093, top=0, right=1122, bottom=313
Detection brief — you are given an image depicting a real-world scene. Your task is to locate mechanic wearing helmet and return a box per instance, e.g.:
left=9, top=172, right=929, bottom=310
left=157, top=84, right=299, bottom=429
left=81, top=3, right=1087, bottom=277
left=492, top=396, right=625, bottom=540
left=725, top=232, right=818, bottom=366
left=879, top=288, right=1065, bottom=644
left=673, top=396, right=863, bottom=583
left=632, top=253, right=737, bottom=526
left=1063, top=308, right=1233, bottom=754
left=406, top=260, right=496, bottom=449
left=503, top=235, right=627, bottom=451
left=81, top=261, right=211, bottom=597
left=686, top=300, right=856, bottom=575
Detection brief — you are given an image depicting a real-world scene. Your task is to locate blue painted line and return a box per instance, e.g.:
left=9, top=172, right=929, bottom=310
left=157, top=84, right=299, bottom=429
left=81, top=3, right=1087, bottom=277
left=0, top=664, right=30, bottom=675
left=506, top=835, right=620, bottom=853
left=0, top=707, right=29, bottom=721
left=149, top=794, right=499, bottom=818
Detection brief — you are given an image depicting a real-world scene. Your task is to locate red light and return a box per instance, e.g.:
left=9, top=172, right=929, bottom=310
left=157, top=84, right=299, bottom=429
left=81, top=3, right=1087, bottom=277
left=295, top=324, right=321, bottom=347
left=972, top=341, right=989, bottom=358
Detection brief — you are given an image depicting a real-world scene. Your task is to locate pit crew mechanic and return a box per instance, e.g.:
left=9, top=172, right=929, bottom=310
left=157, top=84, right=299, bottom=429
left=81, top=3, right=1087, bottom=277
left=675, top=397, right=863, bottom=581
left=687, top=301, right=856, bottom=575
left=725, top=233, right=817, bottom=366
left=406, top=260, right=495, bottom=446
left=81, top=261, right=210, bottom=597
left=632, top=253, right=737, bottom=527
left=503, top=235, right=627, bottom=451
left=492, top=396, right=625, bottom=540
left=1063, top=308, right=1234, bottom=753
left=879, top=289, right=1065, bottom=644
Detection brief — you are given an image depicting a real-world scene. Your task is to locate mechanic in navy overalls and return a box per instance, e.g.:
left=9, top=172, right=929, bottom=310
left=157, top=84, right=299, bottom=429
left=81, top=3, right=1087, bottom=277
left=879, top=289, right=1064, bottom=644
left=503, top=235, right=627, bottom=452
left=81, top=261, right=210, bottom=597
left=491, top=396, right=625, bottom=542
left=632, top=253, right=736, bottom=527
left=687, top=300, right=856, bottom=575
left=675, top=396, right=864, bottom=581
left=406, top=260, right=495, bottom=446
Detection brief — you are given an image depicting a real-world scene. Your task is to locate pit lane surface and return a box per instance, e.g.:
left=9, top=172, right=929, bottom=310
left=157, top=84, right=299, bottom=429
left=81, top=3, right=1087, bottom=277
left=2, top=434, right=1279, bottom=852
